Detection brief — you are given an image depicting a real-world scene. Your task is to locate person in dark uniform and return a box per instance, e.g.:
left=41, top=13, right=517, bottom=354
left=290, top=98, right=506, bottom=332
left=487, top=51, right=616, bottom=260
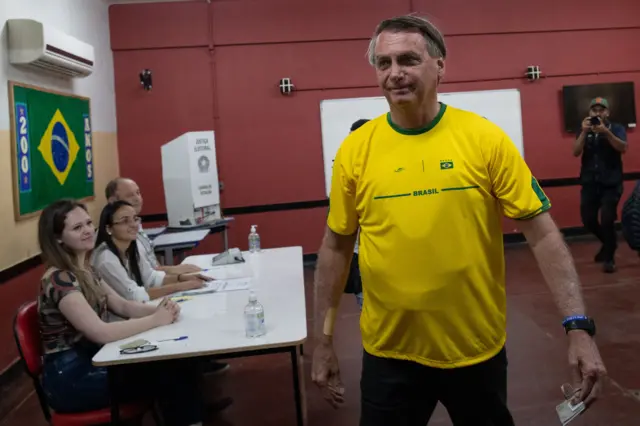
left=343, top=118, right=370, bottom=310
left=573, top=97, right=628, bottom=273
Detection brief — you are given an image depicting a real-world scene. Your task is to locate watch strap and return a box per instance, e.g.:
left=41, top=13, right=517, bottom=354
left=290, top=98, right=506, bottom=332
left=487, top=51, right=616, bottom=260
left=562, top=315, right=596, bottom=336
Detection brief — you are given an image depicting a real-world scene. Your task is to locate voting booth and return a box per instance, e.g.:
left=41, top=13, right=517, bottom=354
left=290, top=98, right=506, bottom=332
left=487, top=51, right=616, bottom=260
left=161, top=131, right=221, bottom=228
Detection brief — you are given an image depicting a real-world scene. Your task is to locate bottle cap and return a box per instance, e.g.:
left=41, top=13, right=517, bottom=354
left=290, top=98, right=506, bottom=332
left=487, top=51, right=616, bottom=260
left=250, top=225, right=257, bottom=233
left=248, top=290, right=257, bottom=302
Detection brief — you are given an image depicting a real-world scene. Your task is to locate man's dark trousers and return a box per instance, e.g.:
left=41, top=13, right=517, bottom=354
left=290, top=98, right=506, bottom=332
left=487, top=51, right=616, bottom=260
left=360, top=347, right=515, bottom=426
left=580, top=183, right=623, bottom=261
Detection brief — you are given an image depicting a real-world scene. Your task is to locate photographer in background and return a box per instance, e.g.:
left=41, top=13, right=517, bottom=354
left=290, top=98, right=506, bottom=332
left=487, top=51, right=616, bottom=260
left=573, top=97, right=628, bottom=273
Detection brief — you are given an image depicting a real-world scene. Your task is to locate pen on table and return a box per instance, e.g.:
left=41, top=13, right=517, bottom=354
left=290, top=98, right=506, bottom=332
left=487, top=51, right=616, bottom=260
left=157, top=336, right=189, bottom=342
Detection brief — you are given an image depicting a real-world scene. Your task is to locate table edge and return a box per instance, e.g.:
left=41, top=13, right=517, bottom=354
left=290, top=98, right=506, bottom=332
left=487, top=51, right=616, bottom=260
left=92, top=337, right=307, bottom=367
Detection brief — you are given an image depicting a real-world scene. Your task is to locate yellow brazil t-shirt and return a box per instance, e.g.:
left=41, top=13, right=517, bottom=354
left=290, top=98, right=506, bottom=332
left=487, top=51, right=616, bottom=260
left=327, top=103, right=550, bottom=368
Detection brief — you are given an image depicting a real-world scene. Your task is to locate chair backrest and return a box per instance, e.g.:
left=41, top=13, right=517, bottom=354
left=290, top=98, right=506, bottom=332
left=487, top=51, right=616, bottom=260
left=13, top=301, right=43, bottom=377
left=14, top=301, right=53, bottom=422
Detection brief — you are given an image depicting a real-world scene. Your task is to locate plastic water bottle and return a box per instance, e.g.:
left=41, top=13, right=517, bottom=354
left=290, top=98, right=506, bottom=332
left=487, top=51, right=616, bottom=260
left=244, top=291, right=266, bottom=338
left=248, top=224, right=261, bottom=253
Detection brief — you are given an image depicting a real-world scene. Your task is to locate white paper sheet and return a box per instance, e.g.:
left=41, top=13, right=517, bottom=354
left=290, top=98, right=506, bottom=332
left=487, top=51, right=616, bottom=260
left=214, top=278, right=251, bottom=292
left=179, top=278, right=251, bottom=296
left=200, top=263, right=253, bottom=280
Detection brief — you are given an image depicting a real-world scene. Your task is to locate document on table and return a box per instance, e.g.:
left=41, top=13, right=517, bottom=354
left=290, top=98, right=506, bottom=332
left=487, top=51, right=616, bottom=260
left=179, top=278, right=251, bottom=296
left=200, top=263, right=253, bottom=280
left=214, top=278, right=251, bottom=292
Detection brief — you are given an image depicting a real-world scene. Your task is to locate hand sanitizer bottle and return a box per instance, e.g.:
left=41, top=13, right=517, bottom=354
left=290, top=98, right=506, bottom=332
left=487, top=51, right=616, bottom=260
left=244, top=291, right=266, bottom=338
left=248, top=225, right=261, bottom=253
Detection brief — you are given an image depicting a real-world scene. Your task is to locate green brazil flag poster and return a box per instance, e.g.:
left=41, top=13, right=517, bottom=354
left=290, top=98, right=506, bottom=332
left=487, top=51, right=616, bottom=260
left=10, top=82, right=94, bottom=220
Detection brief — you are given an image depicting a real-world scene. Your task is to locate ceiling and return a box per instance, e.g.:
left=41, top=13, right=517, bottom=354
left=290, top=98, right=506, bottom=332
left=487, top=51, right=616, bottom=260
left=106, top=0, right=202, bottom=4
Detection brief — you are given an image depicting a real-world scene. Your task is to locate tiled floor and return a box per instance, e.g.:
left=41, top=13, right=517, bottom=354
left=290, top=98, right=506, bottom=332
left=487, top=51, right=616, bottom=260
left=2, top=238, right=640, bottom=425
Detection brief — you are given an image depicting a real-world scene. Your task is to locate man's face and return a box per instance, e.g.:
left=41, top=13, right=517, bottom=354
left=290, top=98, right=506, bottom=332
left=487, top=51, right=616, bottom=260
left=372, top=30, right=443, bottom=107
left=113, top=179, right=143, bottom=215
left=589, top=105, right=609, bottom=120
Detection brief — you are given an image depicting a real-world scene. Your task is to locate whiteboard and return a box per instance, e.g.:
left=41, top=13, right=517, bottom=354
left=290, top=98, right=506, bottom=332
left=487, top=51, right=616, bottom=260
left=319, top=89, right=524, bottom=197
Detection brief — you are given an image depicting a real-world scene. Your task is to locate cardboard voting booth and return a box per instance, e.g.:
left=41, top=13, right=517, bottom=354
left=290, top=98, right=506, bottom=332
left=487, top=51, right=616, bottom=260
left=161, top=131, right=221, bottom=228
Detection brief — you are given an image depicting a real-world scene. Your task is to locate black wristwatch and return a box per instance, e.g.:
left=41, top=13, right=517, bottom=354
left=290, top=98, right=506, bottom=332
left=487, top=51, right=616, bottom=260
left=562, top=315, right=596, bottom=337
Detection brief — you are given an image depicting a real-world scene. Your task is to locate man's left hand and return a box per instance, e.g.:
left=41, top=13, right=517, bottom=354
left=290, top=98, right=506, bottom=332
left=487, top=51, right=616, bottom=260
left=567, top=330, right=607, bottom=406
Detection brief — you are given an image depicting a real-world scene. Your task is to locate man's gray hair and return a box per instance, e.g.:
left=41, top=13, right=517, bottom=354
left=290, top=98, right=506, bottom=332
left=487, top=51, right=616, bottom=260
left=367, top=15, right=447, bottom=66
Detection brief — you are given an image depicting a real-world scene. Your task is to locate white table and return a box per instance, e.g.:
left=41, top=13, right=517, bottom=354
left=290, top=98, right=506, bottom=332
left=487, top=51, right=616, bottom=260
left=93, top=246, right=308, bottom=425
left=152, top=229, right=210, bottom=264
left=143, top=226, right=166, bottom=238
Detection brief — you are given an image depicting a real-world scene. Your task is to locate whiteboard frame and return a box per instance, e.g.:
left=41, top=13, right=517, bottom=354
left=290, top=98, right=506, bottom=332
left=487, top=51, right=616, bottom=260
left=319, top=89, right=524, bottom=197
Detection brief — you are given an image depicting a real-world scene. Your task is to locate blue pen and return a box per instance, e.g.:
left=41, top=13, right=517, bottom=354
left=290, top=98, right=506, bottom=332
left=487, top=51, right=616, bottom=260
left=157, top=336, right=189, bottom=342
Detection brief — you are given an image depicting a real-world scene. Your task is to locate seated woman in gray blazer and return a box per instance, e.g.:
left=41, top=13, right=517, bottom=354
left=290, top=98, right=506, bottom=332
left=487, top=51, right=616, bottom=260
left=91, top=200, right=209, bottom=302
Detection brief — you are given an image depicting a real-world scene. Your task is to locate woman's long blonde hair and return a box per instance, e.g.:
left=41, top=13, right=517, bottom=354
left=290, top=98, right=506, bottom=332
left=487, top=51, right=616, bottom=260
left=38, top=199, right=105, bottom=307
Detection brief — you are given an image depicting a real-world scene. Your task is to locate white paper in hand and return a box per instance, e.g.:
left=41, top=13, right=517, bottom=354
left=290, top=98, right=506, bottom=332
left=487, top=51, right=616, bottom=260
left=556, top=399, right=585, bottom=425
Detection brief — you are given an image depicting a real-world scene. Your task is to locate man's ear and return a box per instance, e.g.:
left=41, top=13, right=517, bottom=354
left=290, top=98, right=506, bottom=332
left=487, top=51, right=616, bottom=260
left=436, top=58, right=445, bottom=85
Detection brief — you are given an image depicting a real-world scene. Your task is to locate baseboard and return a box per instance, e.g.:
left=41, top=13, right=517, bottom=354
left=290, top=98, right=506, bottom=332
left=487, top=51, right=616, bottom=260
left=0, top=256, right=42, bottom=285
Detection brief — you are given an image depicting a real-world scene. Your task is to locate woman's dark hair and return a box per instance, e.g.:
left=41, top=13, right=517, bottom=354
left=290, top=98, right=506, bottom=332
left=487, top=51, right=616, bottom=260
left=95, top=200, right=144, bottom=287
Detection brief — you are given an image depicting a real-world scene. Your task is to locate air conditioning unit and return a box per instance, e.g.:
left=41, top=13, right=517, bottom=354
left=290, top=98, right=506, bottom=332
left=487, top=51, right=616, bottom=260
left=7, top=19, right=95, bottom=78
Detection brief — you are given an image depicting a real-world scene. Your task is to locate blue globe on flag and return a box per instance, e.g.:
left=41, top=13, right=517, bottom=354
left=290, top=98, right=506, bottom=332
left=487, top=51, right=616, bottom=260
left=51, top=121, right=70, bottom=173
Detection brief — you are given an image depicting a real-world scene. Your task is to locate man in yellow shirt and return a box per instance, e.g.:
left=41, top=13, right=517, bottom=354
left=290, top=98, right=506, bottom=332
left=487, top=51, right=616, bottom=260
left=311, top=15, right=606, bottom=426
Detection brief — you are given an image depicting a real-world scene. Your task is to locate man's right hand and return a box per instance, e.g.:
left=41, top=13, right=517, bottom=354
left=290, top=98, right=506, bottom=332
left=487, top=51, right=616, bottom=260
left=311, top=342, right=345, bottom=408
left=581, top=117, right=592, bottom=132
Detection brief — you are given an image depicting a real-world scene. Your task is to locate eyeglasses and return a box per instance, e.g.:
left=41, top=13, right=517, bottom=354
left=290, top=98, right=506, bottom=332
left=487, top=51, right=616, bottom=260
left=119, top=344, right=158, bottom=355
left=113, top=216, right=141, bottom=226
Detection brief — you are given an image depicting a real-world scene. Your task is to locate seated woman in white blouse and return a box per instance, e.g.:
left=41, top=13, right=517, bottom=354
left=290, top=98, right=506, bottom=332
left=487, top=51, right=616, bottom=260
left=92, top=200, right=209, bottom=302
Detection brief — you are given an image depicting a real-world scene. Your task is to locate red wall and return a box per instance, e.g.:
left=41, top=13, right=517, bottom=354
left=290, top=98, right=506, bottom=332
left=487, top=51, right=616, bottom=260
left=0, top=267, right=42, bottom=372
left=109, top=0, right=640, bottom=254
